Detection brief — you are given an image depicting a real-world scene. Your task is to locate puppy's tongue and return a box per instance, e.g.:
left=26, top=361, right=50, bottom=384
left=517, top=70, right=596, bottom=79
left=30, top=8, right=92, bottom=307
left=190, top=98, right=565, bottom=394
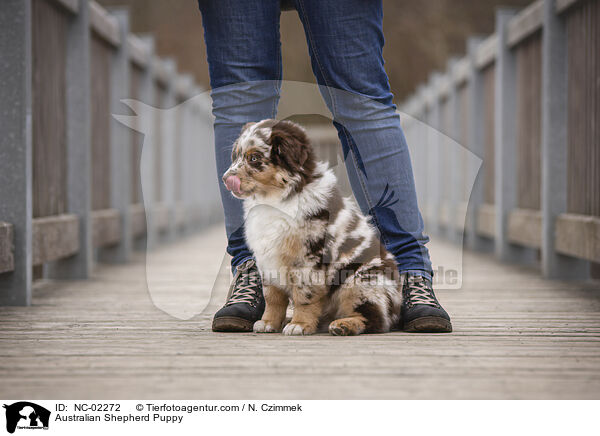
left=225, top=175, right=241, bottom=194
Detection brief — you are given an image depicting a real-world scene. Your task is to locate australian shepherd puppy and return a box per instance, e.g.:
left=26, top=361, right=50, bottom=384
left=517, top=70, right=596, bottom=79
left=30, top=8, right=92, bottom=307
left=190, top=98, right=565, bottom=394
left=222, top=119, right=402, bottom=336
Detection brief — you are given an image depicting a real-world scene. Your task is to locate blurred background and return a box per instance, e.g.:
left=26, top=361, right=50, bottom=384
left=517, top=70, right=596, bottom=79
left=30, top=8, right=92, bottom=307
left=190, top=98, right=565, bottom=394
left=97, top=0, right=532, bottom=102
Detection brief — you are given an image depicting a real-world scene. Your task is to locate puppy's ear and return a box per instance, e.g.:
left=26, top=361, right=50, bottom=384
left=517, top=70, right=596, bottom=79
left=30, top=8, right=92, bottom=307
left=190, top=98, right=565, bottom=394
left=270, top=121, right=310, bottom=169
left=240, top=122, right=256, bottom=134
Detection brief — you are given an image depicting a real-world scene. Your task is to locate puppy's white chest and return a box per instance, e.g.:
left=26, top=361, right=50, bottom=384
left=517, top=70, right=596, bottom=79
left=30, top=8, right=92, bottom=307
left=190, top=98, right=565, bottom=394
left=244, top=203, right=300, bottom=271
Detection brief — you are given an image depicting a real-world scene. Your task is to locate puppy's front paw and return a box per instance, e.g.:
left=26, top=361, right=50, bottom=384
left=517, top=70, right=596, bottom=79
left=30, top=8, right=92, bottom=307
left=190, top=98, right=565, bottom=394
left=282, top=322, right=314, bottom=336
left=253, top=320, right=280, bottom=333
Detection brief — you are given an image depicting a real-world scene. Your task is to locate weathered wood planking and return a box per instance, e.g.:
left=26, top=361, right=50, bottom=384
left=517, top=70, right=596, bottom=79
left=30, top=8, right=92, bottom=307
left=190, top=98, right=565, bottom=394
left=1, top=227, right=599, bottom=399
left=556, top=213, right=600, bottom=262
left=31, top=214, right=79, bottom=266
left=566, top=0, right=600, bottom=217
left=89, top=0, right=120, bottom=48
left=475, top=34, right=498, bottom=70
left=130, top=64, right=143, bottom=205
left=50, top=0, right=78, bottom=15
left=153, top=203, right=169, bottom=232
left=439, top=96, right=452, bottom=221
left=477, top=203, right=496, bottom=238
left=457, top=84, right=470, bottom=203
left=508, top=208, right=542, bottom=249
left=130, top=204, right=146, bottom=238
left=31, top=0, right=68, bottom=219
left=91, top=35, right=113, bottom=211
left=154, top=82, right=167, bottom=202
left=92, top=209, right=121, bottom=248
left=175, top=96, right=184, bottom=203
left=515, top=33, right=542, bottom=210
left=557, top=0, right=587, bottom=14
left=0, top=223, right=14, bottom=274
left=507, top=0, right=544, bottom=48
left=482, top=64, right=496, bottom=205
left=127, top=35, right=150, bottom=69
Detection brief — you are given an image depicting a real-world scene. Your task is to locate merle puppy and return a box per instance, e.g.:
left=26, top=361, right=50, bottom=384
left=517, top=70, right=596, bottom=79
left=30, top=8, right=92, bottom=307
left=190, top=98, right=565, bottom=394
left=222, top=119, right=402, bottom=336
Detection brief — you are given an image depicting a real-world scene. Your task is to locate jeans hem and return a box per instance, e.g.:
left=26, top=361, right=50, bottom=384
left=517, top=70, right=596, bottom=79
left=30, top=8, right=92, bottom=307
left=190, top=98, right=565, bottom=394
left=399, top=269, right=433, bottom=282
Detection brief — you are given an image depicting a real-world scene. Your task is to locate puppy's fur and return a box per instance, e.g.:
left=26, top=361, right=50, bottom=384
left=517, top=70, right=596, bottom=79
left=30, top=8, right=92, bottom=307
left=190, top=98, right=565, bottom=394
left=223, top=119, right=402, bottom=336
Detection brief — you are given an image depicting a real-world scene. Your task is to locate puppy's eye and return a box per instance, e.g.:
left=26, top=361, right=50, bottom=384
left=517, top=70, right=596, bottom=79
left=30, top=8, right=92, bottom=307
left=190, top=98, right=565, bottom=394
left=250, top=155, right=259, bottom=162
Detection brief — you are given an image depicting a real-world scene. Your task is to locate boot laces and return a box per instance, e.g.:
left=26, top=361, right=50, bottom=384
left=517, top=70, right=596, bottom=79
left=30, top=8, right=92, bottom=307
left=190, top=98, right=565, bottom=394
left=226, top=260, right=261, bottom=306
left=405, top=275, right=438, bottom=307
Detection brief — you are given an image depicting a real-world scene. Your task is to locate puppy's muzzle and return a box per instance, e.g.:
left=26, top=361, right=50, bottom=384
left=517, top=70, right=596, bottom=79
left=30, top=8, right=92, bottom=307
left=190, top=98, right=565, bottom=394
left=223, top=173, right=242, bottom=195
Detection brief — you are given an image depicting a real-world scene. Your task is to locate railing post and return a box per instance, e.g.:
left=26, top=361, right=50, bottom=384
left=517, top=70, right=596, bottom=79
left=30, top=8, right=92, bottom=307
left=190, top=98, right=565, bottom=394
left=446, top=60, right=460, bottom=243
left=177, top=74, right=193, bottom=235
left=466, top=37, right=493, bottom=252
left=427, top=74, right=443, bottom=236
left=494, top=9, right=536, bottom=264
left=47, top=0, right=92, bottom=279
left=138, top=36, right=157, bottom=251
left=162, top=59, right=178, bottom=242
left=415, top=88, right=429, bottom=231
left=0, top=0, right=32, bottom=305
left=540, top=0, right=589, bottom=279
left=100, top=8, right=132, bottom=263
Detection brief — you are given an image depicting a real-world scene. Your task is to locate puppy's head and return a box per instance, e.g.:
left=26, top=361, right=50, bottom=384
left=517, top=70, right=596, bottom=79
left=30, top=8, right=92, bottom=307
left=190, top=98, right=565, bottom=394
left=222, top=119, right=316, bottom=199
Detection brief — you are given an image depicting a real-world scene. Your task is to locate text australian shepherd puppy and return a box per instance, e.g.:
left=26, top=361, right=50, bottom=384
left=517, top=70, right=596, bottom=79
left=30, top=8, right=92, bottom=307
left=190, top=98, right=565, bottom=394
left=222, top=119, right=402, bottom=336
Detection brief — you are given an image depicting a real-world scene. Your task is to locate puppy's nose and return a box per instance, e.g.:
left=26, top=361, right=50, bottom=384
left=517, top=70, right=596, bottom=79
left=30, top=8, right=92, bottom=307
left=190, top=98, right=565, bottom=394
left=224, top=175, right=241, bottom=194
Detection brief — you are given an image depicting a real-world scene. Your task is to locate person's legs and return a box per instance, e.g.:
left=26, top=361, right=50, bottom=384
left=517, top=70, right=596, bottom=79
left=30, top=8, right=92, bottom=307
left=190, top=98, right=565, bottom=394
left=198, top=0, right=281, bottom=331
left=293, top=0, right=451, bottom=331
left=293, top=0, right=432, bottom=279
left=198, top=0, right=282, bottom=269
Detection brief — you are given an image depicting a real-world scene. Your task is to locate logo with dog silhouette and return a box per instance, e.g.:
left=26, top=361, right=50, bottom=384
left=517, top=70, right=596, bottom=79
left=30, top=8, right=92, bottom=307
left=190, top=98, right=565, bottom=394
left=3, top=402, right=50, bottom=434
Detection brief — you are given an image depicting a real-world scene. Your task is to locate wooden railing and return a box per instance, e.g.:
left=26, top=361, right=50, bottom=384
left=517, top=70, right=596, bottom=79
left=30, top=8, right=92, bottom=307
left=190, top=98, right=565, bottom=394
left=401, top=0, right=599, bottom=280
left=0, top=0, right=221, bottom=305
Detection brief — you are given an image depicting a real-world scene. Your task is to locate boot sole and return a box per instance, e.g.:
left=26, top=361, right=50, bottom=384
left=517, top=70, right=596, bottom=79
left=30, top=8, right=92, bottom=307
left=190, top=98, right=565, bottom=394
left=212, top=316, right=255, bottom=332
left=404, top=316, right=452, bottom=333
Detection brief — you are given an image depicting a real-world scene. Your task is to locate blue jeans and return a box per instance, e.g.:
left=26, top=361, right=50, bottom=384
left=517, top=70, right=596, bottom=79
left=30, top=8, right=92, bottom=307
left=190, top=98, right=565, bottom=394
left=198, top=0, right=433, bottom=280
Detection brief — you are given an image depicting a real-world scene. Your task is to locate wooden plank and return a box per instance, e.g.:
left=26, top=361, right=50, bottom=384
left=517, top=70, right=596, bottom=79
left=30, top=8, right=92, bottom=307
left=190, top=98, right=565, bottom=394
left=455, top=202, right=469, bottom=230
left=439, top=204, right=449, bottom=228
left=92, top=209, right=121, bottom=248
left=438, top=76, right=452, bottom=100
left=482, top=64, right=496, bottom=204
left=32, top=0, right=68, bottom=219
left=89, top=1, right=120, bottom=48
left=507, top=0, right=544, bottom=48
left=154, top=203, right=169, bottom=232
left=477, top=203, right=496, bottom=238
left=153, top=58, right=170, bottom=87
left=127, top=34, right=150, bottom=69
left=555, top=213, right=600, bottom=262
left=557, top=0, right=584, bottom=14
left=1, top=228, right=599, bottom=399
left=176, top=75, right=194, bottom=101
left=175, top=204, right=187, bottom=229
left=516, top=33, right=542, bottom=210
left=508, top=208, right=542, bottom=248
left=130, top=64, right=143, bottom=205
left=153, top=82, right=166, bottom=202
left=452, top=57, right=471, bottom=87
left=51, top=0, right=78, bottom=15
left=32, top=214, right=79, bottom=266
left=130, top=204, right=146, bottom=238
left=0, top=223, right=14, bottom=274
left=91, top=34, right=112, bottom=210
left=566, top=0, right=600, bottom=217
left=475, top=34, right=498, bottom=70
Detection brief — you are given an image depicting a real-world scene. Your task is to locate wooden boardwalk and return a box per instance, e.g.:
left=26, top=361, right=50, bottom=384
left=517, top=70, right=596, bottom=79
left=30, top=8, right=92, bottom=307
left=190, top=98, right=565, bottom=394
left=1, top=224, right=599, bottom=399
